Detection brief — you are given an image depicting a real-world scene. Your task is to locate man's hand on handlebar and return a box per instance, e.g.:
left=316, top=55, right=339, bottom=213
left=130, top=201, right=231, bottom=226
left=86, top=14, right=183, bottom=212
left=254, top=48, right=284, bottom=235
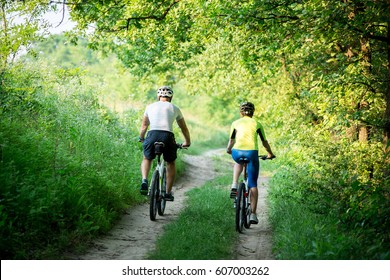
left=177, top=143, right=190, bottom=149
left=182, top=143, right=190, bottom=148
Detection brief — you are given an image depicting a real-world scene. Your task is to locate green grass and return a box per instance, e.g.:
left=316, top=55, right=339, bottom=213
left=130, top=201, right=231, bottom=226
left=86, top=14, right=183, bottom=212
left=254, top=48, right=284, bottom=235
left=269, top=198, right=354, bottom=259
left=268, top=168, right=390, bottom=260
left=147, top=175, right=237, bottom=260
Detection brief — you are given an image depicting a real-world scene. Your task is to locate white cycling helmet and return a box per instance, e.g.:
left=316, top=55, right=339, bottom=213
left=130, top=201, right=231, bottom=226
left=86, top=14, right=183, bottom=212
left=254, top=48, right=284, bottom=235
left=157, top=86, right=173, bottom=98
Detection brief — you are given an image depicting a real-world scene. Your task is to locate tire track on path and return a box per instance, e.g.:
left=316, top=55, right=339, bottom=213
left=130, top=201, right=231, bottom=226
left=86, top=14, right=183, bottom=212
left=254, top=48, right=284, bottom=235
left=75, top=150, right=222, bottom=260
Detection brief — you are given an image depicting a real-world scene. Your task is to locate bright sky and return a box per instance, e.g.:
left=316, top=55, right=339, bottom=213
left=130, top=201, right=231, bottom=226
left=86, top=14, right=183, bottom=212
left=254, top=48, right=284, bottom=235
left=44, top=5, right=76, bottom=34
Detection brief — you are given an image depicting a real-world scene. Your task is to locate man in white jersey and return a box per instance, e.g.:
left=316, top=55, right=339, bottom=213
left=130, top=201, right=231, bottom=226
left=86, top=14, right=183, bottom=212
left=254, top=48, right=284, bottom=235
left=138, top=86, right=191, bottom=201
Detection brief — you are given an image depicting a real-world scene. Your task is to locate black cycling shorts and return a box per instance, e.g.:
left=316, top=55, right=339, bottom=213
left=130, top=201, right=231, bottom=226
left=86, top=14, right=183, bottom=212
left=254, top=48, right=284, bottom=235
left=143, top=130, right=177, bottom=162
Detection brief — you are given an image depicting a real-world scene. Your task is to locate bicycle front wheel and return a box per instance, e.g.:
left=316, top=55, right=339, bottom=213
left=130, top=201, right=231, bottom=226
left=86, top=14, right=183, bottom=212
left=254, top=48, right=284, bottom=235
left=149, top=170, right=159, bottom=221
left=157, top=168, right=167, bottom=216
left=235, top=183, right=246, bottom=233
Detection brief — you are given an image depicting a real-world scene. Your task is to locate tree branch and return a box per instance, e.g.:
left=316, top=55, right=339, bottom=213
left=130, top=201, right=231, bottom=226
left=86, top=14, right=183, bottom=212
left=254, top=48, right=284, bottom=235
left=346, top=22, right=389, bottom=43
left=98, top=0, right=181, bottom=32
left=126, top=0, right=180, bottom=22
left=54, top=0, right=66, bottom=28
left=0, top=3, right=8, bottom=69
left=49, top=1, right=76, bottom=5
left=366, top=33, right=389, bottom=43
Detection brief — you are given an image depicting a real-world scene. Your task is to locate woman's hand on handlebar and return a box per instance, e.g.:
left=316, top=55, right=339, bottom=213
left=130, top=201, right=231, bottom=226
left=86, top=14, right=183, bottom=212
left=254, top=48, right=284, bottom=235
left=260, top=154, right=276, bottom=160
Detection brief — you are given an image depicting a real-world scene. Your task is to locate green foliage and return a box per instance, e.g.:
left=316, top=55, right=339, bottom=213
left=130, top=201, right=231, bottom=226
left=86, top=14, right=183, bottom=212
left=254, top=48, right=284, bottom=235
left=269, top=197, right=360, bottom=259
left=68, top=0, right=388, bottom=142
left=269, top=173, right=390, bottom=259
left=0, top=1, right=58, bottom=68
left=171, top=82, right=232, bottom=153
left=268, top=133, right=390, bottom=259
left=0, top=61, right=144, bottom=259
left=1, top=0, right=389, bottom=261
left=0, top=31, right=227, bottom=259
left=147, top=176, right=236, bottom=260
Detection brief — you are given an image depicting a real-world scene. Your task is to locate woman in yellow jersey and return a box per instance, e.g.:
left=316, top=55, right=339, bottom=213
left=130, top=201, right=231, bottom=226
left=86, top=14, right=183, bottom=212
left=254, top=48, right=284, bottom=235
left=226, top=102, right=275, bottom=224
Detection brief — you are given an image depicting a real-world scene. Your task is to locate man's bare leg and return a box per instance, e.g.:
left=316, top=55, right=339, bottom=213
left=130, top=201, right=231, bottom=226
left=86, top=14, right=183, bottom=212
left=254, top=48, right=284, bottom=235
left=141, top=157, right=152, bottom=180
left=166, top=161, right=176, bottom=194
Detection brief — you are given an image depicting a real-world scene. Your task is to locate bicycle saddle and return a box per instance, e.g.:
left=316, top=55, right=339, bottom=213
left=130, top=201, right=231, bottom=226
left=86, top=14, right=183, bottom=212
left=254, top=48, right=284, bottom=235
left=154, top=142, right=165, bottom=154
left=238, top=157, right=250, bottom=163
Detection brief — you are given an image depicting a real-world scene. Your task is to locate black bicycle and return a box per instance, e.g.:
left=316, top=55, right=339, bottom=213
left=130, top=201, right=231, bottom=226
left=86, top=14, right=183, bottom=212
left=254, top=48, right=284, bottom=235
left=149, top=142, right=185, bottom=221
left=235, top=155, right=275, bottom=233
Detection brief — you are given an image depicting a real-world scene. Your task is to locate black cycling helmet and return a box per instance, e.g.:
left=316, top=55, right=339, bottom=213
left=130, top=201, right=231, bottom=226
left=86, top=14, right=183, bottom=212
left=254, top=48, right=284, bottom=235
left=157, top=86, right=173, bottom=98
left=240, top=101, right=255, bottom=115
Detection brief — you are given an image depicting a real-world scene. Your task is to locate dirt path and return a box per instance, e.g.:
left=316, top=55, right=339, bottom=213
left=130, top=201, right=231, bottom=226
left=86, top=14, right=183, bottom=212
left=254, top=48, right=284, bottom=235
left=75, top=149, right=273, bottom=260
left=234, top=176, right=274, bottom=260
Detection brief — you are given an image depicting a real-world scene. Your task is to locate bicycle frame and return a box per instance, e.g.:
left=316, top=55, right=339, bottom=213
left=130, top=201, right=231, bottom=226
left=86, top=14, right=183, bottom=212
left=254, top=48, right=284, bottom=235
left=242, top=162, right=248, bottom=187
left=235, top=155, right=275, bottom=232
left=235, top=158, right=252, bottom=233
left=155, top=152, right=166, bottom=194
left=149, top=142, right=184, bottom=221
left=241, top=161, right=252, bottom=229
left=149, top=142, right=167, bottom=221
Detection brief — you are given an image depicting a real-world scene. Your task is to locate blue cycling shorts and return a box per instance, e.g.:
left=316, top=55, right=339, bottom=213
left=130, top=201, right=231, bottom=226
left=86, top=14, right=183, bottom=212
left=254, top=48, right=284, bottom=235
left=231, top=149, right=259, bottom=188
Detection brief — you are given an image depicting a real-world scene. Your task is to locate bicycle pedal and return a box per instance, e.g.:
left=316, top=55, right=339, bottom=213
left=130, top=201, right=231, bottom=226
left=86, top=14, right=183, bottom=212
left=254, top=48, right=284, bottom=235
left=140, top=190, right=149, bottom=196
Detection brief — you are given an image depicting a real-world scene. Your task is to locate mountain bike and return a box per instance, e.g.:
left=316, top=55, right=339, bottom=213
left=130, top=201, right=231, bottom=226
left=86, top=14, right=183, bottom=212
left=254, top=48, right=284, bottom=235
left=149, top=142, right=185, bottom=221
left=235, top=155, right=275, bottom=233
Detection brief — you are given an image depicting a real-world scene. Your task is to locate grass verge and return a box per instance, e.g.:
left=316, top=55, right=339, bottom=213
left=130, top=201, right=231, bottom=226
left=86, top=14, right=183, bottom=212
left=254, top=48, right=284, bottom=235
left=147, top=175, right=237, bottom=260
left=268, top=178, right=390, bottom=259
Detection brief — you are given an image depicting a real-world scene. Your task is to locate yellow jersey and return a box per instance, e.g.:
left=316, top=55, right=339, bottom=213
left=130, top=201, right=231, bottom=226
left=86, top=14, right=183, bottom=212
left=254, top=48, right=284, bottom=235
left=229, top=116, right=267, bottom=150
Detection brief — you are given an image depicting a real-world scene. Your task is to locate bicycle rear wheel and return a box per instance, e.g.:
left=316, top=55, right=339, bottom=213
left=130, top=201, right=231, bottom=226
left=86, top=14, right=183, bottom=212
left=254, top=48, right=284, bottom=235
left=157, top=168, right=167, bottom=216
left=244, top=189, right=251, bottom=229
left=235, top=183, right=246, bottom=233
left=149, top=170, right=159, bottom=221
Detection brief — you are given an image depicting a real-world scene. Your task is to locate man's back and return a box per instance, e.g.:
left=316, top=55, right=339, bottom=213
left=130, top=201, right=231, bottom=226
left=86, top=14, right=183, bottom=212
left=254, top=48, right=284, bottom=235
left=145, top=101, right=183, bottom=132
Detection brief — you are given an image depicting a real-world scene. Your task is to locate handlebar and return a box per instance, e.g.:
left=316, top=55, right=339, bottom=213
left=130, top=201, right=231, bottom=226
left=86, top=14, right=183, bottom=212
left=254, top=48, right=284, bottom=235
left=177, top=143, right=189, bottom=150
left=259, top=155, right=276, bottom=160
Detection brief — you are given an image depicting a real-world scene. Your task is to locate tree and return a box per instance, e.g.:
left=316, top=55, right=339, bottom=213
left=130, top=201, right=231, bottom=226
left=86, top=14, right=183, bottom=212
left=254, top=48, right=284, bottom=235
left=0, top=0, right=58, bottom=69
left=51, top=1, right=389, bottom=151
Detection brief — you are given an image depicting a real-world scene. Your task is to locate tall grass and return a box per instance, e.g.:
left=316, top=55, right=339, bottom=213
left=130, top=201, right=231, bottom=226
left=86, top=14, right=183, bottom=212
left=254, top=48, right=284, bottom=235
left=268, top=146, right=390, bottom=260
left=268, top=193, right=359, bottom=259
left=147, top=176, right=236, bottom=260
left=0, top=63, right=145, bottom=259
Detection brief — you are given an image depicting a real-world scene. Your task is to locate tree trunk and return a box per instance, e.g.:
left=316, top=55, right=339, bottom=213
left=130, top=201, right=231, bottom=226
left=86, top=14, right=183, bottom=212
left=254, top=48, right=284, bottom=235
left=358, top=36, right=371, bottom=142
left=384, top=23, right=390, bottom=175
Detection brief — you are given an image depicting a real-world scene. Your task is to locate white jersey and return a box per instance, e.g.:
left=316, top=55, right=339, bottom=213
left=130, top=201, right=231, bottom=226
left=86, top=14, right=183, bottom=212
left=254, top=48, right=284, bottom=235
left=144, top=101, right=183, bottom=132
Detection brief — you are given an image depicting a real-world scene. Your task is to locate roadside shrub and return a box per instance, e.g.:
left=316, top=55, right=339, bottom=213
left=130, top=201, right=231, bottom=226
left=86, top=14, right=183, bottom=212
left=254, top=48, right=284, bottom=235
left=0, top=63, right=143, bottom=259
